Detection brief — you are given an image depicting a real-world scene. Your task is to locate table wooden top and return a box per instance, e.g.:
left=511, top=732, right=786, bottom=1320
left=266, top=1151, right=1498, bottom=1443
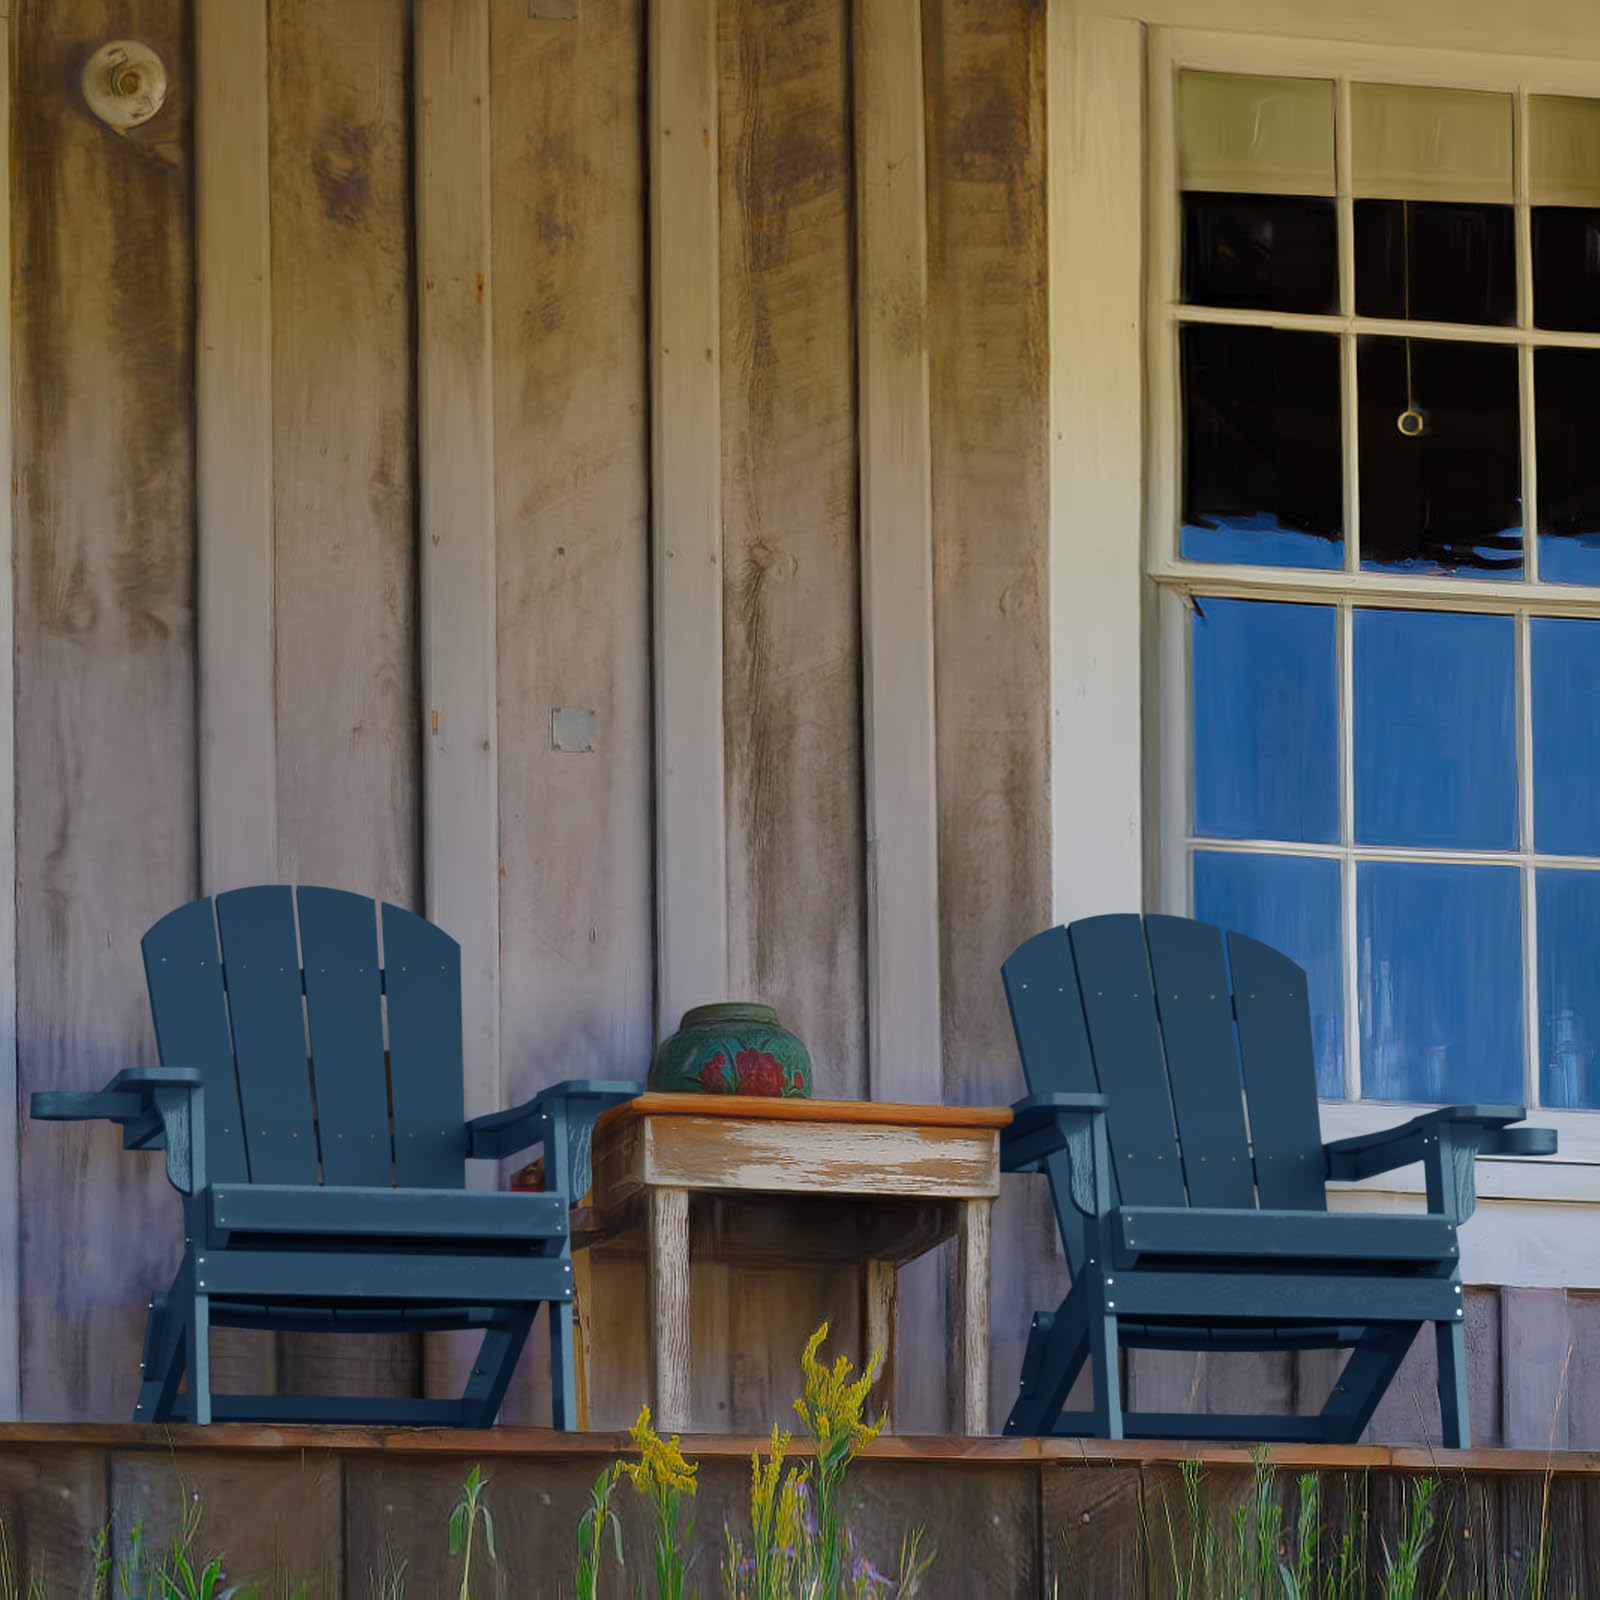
left=593, top=1092, right=1013, bottom=1139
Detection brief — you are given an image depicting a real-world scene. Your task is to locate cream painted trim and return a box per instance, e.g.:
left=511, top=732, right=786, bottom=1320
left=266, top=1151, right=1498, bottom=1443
left=649, top=0, right=728, bottom=1029
left=195, top=0, right=277, bottom=894
left=414, top=0, right=501, bottom=1124
left=0, top=7, right=16, bottom=1423
left=1048, top=8, right=1146, bottom=925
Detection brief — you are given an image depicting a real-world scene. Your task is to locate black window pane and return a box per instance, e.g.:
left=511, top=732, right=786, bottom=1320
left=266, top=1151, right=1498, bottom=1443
left=1536, top=346, right=1600, bottom=584
left=1358, top=336, right=1522, bottom=577
left=1183, top=192, right=1338, bottom=313
left=1354, top=200, right=1516, bottom=326
left=1533, top=207, right=1600, bottom=332
left=1182, top=323, right=1343, bottom=569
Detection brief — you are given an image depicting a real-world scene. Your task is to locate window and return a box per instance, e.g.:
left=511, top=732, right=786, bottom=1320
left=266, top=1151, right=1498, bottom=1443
left=1149, top=45, right=1600, bottom=1115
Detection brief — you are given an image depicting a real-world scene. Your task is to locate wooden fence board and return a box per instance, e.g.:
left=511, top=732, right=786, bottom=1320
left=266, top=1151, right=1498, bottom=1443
left=268, top=0, right=421, bottom=1403
left=923, top=0, right=1053, bottom=1437
left=0, top=1447, right=106, bottom=1593
left=13, top=0, right=197, bottom=1422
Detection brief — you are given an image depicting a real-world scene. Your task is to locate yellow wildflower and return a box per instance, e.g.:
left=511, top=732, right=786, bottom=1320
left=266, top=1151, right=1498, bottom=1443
left=619, top=1403, right=699, bottom=1497
left=792, top=1322, right=885, bottom=1457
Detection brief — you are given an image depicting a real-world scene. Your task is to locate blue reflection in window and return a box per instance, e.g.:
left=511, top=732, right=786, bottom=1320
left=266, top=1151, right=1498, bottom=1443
left=1194, top=850, right=1345, bottom=1098
left=1357, top=861, right=1522, bottom=1104
left=1354, top=609, right=1517, bottom=849
left=1532, top=617, right=1600, bottom=856
left=1538, top=869, right=1600, bottom=1109
left=1193, top=599, right=1339, bottom=842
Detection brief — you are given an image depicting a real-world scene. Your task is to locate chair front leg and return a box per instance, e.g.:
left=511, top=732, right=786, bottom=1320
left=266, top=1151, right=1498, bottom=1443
left=1436, top=1316, right=1470, bottom=1449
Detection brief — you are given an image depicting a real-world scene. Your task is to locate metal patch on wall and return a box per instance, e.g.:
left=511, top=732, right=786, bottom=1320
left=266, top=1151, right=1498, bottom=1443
left=550, top=707, right=597, bottom=753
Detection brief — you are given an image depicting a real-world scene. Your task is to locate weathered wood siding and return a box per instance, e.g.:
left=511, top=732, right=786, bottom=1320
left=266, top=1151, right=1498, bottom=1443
left=5, top=0, right=1597, bottom=1447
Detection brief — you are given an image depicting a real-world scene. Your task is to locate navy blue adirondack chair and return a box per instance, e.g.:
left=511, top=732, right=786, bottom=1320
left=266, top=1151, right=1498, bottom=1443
left=1000, top=914, right=1557, bottom=1446
left=30, top=885, right=640, bottom=1428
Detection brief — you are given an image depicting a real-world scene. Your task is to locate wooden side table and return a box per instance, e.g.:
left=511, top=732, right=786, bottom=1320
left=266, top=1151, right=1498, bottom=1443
left=587, top=1093, right=1011, bottom=1435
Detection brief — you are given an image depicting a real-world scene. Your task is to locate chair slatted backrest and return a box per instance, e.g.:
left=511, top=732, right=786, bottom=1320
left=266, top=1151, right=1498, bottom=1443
left=1002, top=914, right=1327, bottom=1277
left=141, top=886, right=466, bottom=1190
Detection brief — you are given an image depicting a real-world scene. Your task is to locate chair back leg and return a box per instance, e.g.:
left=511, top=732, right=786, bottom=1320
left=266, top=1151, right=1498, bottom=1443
left=1435, top=1316, right=1470, bottom=1449
left=461, top=1307, right=537, bottom=1429
left=1319, top=1324, right=1417, bottom=1444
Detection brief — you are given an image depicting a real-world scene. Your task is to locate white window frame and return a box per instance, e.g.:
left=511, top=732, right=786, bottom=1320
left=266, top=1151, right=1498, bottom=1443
left=1043, top=12, right=1600, bottom=1254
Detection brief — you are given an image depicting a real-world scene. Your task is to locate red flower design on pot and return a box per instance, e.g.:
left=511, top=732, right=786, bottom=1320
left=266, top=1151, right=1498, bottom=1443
left=735, top=1048, right=788, bottom=1096
left=697, top=1052, right=728, bottom=1091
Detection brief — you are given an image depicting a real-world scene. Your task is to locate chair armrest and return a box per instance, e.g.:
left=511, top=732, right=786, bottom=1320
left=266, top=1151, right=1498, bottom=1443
left=30, top=1068, right=205, bottom=1194
left=1324, top=1103, right=1556, bottom=1222
left=1001, top=1093, right=1109, bottom=1172
left=466, top=1079, right=642, bottom=1196
left=1002, top=1093, right=1111, bottom=1219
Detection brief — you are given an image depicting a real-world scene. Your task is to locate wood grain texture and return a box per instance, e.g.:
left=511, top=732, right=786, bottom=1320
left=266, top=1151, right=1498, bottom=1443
left=648, top=1186, right=692, bottom=1431
left=718, top=0, right=866, bottom=1107
left=268, top=0, right=420, bottom=1403
left=1045, top=1465, right=1147, bottom=1598
left=196, top=0, right=277, bottom=895
left=651, top=0, right=728, bottom=1026
left=854, top=0, right=942, bottom=1110
left=923, top=0, right=1052, bottom=1436
left=415, top=0, right=499, bottom=1128
left=955, top=1198, right=992, bottom=1434
left=636, top=1114, right=1002, bottom=1198
left=864, top=1256, right=898, bottom=1426
left=111, top=1449, right=342, bottom=1595
left=0, top=1447, right=105, bottom=1591
left=14, top=0, right=196, bottom=1421
left=490, top=0, right=652, bottom=1098
left=1502, top=1285, right=1575, bottom=1450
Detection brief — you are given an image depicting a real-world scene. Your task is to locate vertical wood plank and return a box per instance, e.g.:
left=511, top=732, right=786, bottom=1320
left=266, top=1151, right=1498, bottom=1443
left=648, top=1186, right=692, bottom=1432
left=1047, top=11, right=1145, bottom=921
left=196, top=0, right=277, bottom=894
left=854, top=0, right=942, bottom=1104
left=0, top=1, right=15, bottom=1425
left=194, top=0, right=280, bottom=1404
left=718, top=0, right=865, bottom=1095
left=924, top=0, right=1052, bottom=1436
left=269, top=0, right=420, bottom=1403
left=415, top=0, right=499, bottom=1131
left=863, top=1257, right=897, bottom=1425
left=488, top=0, right=653, bottom=1424
left=14, top=0, right=196, bottom=1419
left=1502, top=1285, right=1574, bottom=1450
left=651, top=0, right=728, bottom=1028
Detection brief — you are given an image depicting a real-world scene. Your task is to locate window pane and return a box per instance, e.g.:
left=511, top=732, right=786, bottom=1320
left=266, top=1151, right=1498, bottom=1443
left=1351, top=84, right=1513, bottom=204
left=1192, top=598, right=1338, bottom=842
left=1530, top=94, right=1600, bottom=208
left=1354, top=200, right=1515, bottom=326
left=1358, top=861, right=1522, bottom=1103
left=1357, top=337, right=1522, bottom=577
left=1194, top=850, right=1344, bottom=1097
left=1181, top=323, right=1343, bottom=568
left=1179, top=71, right=1336, bottom=197
left=1538, top=869, right=1600, bottom=1109
left=1535, top=348, right=1600, bottom=584
left=1354, top=609, right=1517, bottom=850
left=1183, top=193, right=1338, bottom=313
left=1531, top=98, right=1600, bottom=332
left=1531, top=208, right=1600, bottom=334
left=1532, top=617, right=1600, bottom=855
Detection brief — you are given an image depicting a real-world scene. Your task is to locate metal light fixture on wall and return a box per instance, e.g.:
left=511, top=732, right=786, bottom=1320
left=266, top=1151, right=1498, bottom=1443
left=81, top=40, right=168, bottom=134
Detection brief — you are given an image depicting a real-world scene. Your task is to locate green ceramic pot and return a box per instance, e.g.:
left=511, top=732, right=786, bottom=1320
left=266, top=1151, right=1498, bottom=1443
left=648, top=1002, right=814, bottom=1097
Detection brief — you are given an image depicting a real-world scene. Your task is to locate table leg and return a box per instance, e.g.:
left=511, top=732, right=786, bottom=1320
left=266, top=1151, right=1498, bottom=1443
left=862, top=1258, right=897, bottom=1431
left=647, top=1186, right=692, bottom=1433
left=954, top=1198, right=992, bottom=1436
